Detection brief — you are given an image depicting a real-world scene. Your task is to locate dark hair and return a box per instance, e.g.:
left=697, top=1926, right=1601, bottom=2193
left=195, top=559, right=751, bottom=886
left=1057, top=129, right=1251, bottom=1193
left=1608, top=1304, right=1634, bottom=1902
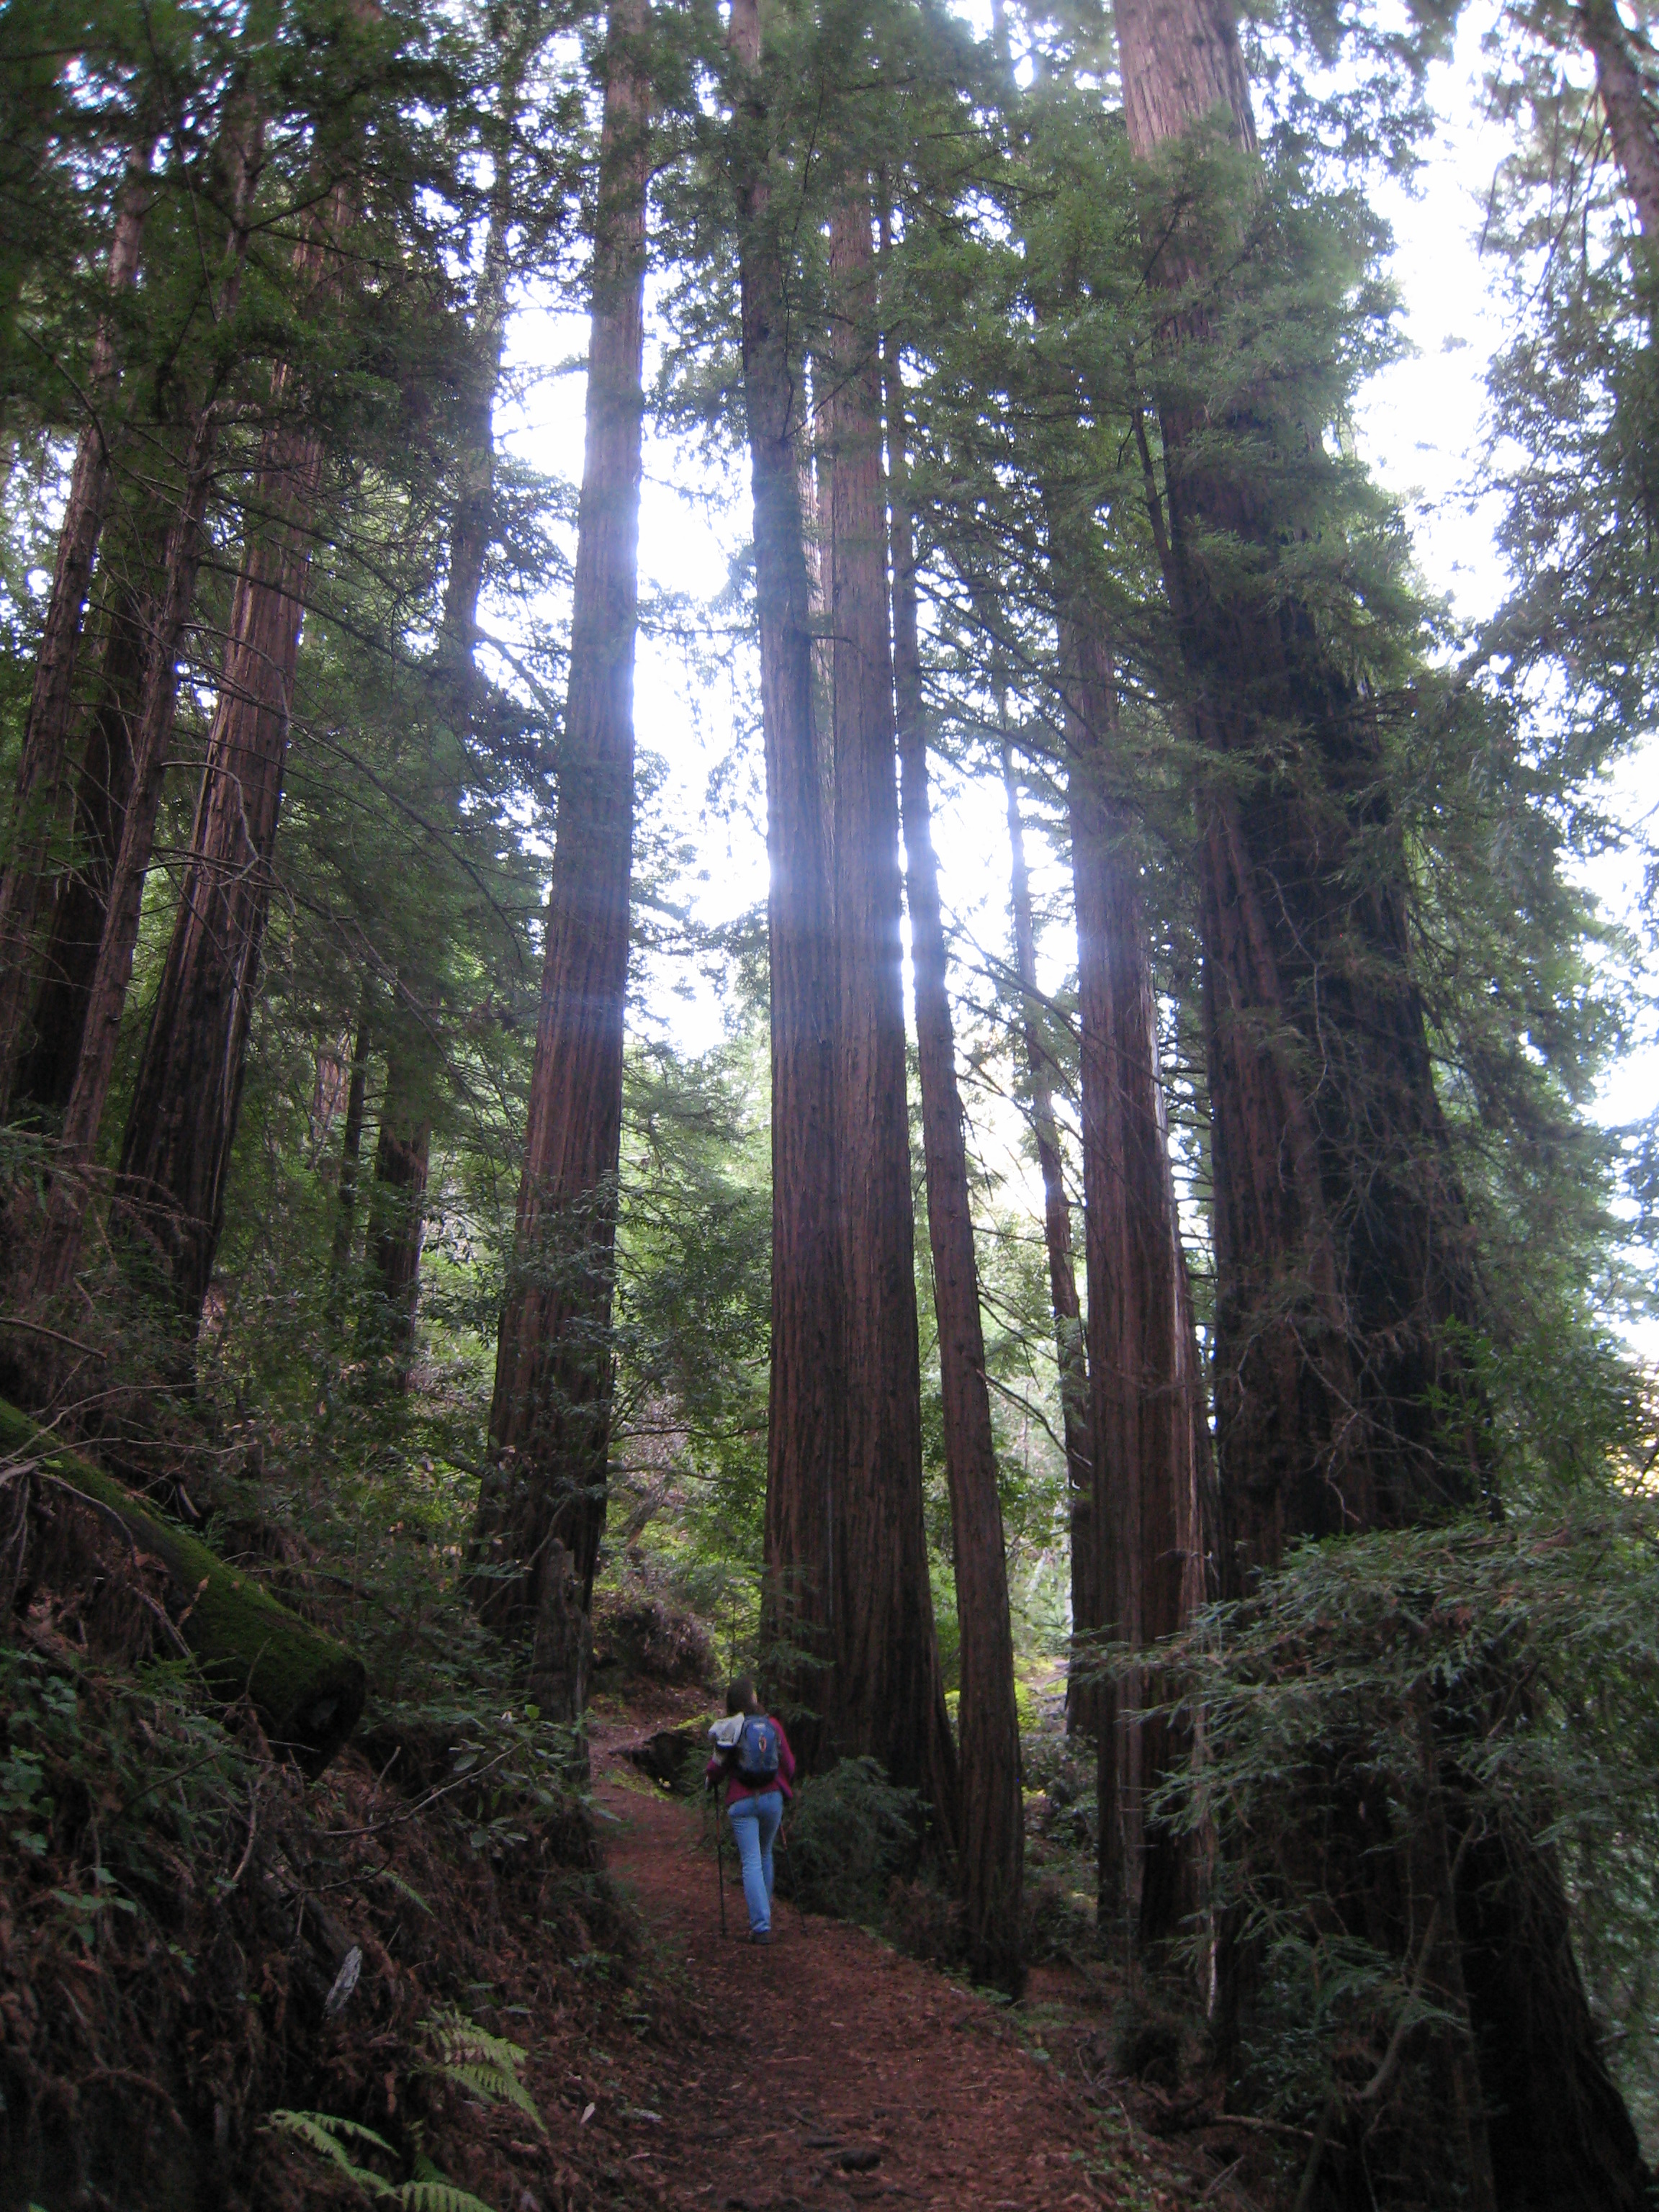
left=726, top=1676, right=760, bottom=1717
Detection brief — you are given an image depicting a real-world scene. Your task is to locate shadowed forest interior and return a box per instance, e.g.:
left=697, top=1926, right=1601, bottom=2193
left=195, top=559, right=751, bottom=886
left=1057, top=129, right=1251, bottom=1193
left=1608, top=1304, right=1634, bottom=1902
left=4, top=1, right=1659, bottom=2208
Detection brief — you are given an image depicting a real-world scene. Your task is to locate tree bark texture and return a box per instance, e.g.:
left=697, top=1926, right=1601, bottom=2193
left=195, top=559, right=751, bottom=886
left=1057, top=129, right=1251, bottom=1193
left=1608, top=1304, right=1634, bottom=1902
left=728, top=0, right=843, bottom=1771
left=1001, top=745, right=1095, bottom=1737
left=1115, top=4, right=1650, bottom=2198
left=826, top=185, right=957, bottom=1836
left=328, top=995, right=372, bottom=1285
left=471, top=1, right=648, bottom=1691
left=367, top=1044, right=431, bottom=1364
left=7, top=104, right=264, bottom=1292
left=363, top=114, right=521, bottom=1369
left=0, top=141, right=153, bottom=1104
left=1117, top=0, right=1480, bottom=1581
left=106, top=167, right=347, bottom=1334
left=1064, top=623, right=1208, bottom=1948
left=891, top=379, right=1022, bottom=1988
left=19, top=118, right=266, bottom=1308
left=109, top=392, right=329, bottom=1328
left=14, top=585, right=148, bottom=1118
left=1578, top=0, right=1659, bottom=240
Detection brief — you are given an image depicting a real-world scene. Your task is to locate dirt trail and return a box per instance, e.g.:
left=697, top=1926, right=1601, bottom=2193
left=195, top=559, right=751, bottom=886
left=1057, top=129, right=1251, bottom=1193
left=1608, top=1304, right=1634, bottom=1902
left=584, top=1715, right=1148, bottom=2212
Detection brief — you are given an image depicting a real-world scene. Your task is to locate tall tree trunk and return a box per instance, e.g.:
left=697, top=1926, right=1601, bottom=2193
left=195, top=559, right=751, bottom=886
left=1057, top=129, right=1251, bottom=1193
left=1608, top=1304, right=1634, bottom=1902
left=109, top=179, right=349, bottom=1336
left=13, top=584, right=148, bottom=1118
left=1115, top=4, right=1648, bottom=2198
left=825, top=183, right=957, bottom=1835
left=19, top=117, right=265, bottom=1305
left=365, top=159, right=518, bottom=1372
left=329, top=994, right=372, bottom=1287
left=469, top=0, right=649, bottom=1714
left=1063, top=624, right=1207, bottom=1952
left=1578, top=0, right=1659, bottom=240
left=890, top=359, right=1022, bottom=1988
left=110, top=402, right=329, bottom=1328
left=367, top=1071, right=429, bottom=1364
left=0, top=138, right=153, bottom=1105
left=727, top=0, right=842, bottom=1771
left=1000, top=742, right=1095, bottom=1736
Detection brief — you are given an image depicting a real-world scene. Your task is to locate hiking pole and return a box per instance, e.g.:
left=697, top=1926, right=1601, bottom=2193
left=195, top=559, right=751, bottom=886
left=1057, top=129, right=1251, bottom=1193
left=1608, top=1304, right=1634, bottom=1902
left=714, top=1794, right=727, bottom=1938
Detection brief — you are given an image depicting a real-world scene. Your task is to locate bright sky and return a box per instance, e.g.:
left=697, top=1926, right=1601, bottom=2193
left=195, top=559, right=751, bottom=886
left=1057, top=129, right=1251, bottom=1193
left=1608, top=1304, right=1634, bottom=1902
left=498, top=1, right=1658, bottom=1327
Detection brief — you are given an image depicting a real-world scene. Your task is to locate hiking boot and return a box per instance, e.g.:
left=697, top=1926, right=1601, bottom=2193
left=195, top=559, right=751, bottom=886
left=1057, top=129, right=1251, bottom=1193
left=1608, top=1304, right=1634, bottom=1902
left=748, top=1929, right=771, bottom=1945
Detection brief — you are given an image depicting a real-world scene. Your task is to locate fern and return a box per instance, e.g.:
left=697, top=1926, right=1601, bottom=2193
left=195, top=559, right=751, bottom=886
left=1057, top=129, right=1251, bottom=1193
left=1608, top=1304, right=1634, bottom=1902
left=268, top=2010, right=545, bottom=2211
left=395, top=2185, right=498, bottom=2212
left=266, top=2108, right=498, bottom=2209
left=266, top=2110, right=395, bottom=2187
left=420, top=2009, right=547, bottom=2131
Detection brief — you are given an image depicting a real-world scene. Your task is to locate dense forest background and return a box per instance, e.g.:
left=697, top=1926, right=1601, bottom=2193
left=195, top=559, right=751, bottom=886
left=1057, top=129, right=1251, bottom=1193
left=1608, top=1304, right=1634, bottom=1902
left=4, top=0, right=1659, bottom=2206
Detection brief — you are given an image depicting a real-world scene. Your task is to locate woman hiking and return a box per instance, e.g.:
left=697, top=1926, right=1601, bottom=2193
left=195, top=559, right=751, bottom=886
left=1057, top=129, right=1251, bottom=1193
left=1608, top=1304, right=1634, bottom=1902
left=706, top=1677, right=796, bottom=1943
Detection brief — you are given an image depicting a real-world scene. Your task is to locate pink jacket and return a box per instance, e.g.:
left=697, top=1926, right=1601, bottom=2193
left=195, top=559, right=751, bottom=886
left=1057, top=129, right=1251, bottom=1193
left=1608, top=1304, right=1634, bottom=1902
left=705, top=1714, right=796, bottom=1807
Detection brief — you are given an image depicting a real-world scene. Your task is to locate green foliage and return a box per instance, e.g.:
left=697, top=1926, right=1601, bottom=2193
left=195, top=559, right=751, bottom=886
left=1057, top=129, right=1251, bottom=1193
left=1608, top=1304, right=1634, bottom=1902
left=419, top=2008, right=546, bottom=2130
left=783, top=1756, right=926, bottom=1924
left=1151, top=1496, right=1659, bottom=2144
left=266, top=2108, right=497, bottom=2212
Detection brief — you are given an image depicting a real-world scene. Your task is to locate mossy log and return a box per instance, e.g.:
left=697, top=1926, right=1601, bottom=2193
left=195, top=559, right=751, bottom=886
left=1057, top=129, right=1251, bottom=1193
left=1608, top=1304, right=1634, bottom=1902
left=0, top=1397, right=365, bottom=1772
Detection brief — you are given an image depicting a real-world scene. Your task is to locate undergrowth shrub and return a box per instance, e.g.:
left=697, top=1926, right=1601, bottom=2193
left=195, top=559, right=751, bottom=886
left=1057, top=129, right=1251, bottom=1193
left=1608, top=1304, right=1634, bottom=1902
left=882, top=1876, right=964, bottom=1967
left=784, top=1755, right=925, bottom=1923
left=0, top=1439, right=647, bottom=2210
left=1022, top=1873, right=1095, bottom=1968
left=590, top=1555, right=713, bottom=1689
left=1152, top=1500, right=1659, bottom=2175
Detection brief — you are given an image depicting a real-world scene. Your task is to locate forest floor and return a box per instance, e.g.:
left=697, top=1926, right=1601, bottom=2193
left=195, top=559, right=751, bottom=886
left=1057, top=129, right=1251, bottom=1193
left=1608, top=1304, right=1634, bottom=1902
left=579, top=1690, right=1264, bottom=2212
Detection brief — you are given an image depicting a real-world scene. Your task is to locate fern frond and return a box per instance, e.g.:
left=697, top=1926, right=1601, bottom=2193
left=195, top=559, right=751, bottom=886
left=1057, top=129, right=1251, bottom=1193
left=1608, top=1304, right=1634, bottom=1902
left=421, top=2010, right=546, bottom=2129
left=395, top=2183, right=498, bottom=2212
left=266, top=2109, right=395, bottom=2189
left=432, top=2058, right=544, bottom=2125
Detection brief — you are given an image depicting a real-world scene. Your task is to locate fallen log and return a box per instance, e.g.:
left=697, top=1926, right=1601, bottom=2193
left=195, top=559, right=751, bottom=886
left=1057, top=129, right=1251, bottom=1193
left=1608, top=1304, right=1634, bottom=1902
left=1, top=1396, right=365, bottom=1772
left=622, top=1722, right=706, bottom=1792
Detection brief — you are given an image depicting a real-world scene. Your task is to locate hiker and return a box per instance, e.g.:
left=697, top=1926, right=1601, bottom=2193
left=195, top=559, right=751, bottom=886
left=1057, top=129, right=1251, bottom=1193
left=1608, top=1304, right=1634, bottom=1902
left=706, top=1677, right=796, bottom=1943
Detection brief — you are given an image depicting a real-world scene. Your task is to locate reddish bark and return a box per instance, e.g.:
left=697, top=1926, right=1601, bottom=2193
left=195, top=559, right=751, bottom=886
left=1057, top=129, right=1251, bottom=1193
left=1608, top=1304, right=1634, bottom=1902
left=1578, top=0, right=1659, bottom=240
left=826, top=184, right=956, bottom=1835
left=364, top=148, right=519, bottom=1364
left=367, top=1067, right=430, bottom=1361
left=329, top=996, right=372, bottom=1286
left=100, top=149, right=350, bottom=1330
left=1116, top=3, right=1648, bottom=2195
left=109, top=389, right=330, bottom=1327
left=891, top=369, right=1022, bottom=1989
left=0, top=140, right=153, bottom=1103
left=728, top=0, right=842, bottom=1770
left=21, top=122, right=265, bottom=1304
left=14, top=588, right=148, bottom=1118
left=999, top=745, right=1094, bottom=1737
left=1064, top=624, right=1206, bottom=1947
left=470, top=1, right=649, bottom=1705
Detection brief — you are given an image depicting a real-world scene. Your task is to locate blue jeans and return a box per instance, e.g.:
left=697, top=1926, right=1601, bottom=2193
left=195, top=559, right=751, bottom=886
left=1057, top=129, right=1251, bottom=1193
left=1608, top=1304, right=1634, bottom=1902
left=727, top=1790, right=783, bottom=1933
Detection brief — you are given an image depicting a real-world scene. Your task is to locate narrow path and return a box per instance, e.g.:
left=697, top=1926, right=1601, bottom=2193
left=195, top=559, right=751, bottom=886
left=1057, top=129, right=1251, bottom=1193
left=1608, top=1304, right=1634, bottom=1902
left=586, top=1719, right=1133, bottom=2211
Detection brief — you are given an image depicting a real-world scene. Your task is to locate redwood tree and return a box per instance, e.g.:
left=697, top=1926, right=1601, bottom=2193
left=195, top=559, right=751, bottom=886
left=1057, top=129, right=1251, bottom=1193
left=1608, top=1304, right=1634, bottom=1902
left=14, top=582, right=150, bottom=1118
left=999, top=742, right=1094, bottom=1736
left=364, top=36, right=533, bottom=1351
left=1062, top=619, right=1207, bottom=1949
left=20, top=108, right=266, bottom=1305
left=469, top=0, right=649, bottom=1711
left=727, top=0, right=842, bottom=1770
left=825, top=180, right=956, bottom=1833
left=111, top=256, right=339, bottom=1330
left=0, top=135, right=153, bottom=1107
left=1115, top=0, right=1649, bottom=2197
left=891, top=364, right=1022, bottom=1986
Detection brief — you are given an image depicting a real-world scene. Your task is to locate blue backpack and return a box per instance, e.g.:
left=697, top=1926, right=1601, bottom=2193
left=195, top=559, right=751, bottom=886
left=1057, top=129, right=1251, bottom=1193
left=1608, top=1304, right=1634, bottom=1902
left=733, top=1714, right=781, bottom=1784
